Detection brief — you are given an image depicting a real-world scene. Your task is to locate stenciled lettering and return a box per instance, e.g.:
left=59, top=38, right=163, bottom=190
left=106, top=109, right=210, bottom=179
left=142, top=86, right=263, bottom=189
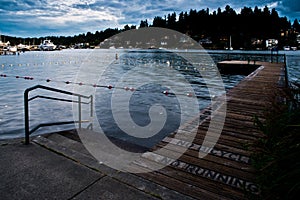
left=156, top=154, right=259, bottom=193
left=169, top=138, right=250, bottom=164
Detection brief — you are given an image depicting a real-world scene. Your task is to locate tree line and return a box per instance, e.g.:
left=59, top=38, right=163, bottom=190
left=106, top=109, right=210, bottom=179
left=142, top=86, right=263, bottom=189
left=2, top=5, right=299, bottom=49
left=149, top=5, right=299, bottom=49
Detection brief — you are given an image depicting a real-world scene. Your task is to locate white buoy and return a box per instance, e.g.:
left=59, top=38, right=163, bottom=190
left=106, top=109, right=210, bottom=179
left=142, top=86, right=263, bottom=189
left=166, top=61, right=170, bottom=67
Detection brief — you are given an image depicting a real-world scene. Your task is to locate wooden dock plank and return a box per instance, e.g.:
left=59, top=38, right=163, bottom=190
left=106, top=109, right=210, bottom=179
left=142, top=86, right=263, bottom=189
left=132, top=61, right=286, bottom=199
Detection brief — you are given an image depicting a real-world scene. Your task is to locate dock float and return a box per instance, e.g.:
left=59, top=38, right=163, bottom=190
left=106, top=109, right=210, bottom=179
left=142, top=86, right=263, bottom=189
left=125, top=60, right=287, bottom=199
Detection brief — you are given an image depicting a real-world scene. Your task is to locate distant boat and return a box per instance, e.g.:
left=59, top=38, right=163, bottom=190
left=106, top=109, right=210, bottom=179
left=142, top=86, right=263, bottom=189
left=1, top=45, right=18, bottom=55
left=17, top=43, right=31, bottom=51
left=291, top=47, right=297, bottom=51
left=0, top=37, right=10, bottom=49
left=9, top=46, right=17, bottom=53
left=283, top=46, right=290, bottom=51
left=39, top=40, right=56, bottom=51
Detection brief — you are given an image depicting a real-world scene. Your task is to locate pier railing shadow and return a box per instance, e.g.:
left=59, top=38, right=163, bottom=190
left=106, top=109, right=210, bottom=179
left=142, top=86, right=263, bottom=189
left=24, top=85, right=93, bottom=144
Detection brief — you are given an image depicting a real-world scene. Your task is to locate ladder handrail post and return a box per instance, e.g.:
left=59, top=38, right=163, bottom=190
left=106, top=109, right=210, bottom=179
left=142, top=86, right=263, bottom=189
left=90, top=95, right=93, bottom=118
left=24, top=89, right=30, bottom=144
left=90, top=95, right=93, bottom=130
left=78, top=96, right=82, bottom=130
left=284, top=54, right=288, bottom=88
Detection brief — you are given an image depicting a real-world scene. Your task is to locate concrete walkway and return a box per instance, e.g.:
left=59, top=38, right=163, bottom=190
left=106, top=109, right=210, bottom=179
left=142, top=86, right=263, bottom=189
left=0, top=138, right=191, bottom=200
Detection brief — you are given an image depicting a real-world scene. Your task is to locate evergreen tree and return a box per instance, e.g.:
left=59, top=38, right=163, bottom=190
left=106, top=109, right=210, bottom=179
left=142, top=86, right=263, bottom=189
left=139, top=20, right=149, bottom=28
left=2, top=5, right=296, bottom=49
left=152, top=16, right=166, bottom=28
left=293, top=19, right=300, bottom=32
left=124, top=25, right=130, bottom=31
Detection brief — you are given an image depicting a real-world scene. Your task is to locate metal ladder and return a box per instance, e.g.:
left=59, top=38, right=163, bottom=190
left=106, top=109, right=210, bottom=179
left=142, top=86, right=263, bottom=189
left=24, top=85, right=93, bottom=144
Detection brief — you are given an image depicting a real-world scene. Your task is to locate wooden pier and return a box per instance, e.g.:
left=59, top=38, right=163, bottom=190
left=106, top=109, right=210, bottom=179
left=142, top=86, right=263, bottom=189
left=126, top=60, right=287, bottom=199
left=29, top=60, right=287, bottom=199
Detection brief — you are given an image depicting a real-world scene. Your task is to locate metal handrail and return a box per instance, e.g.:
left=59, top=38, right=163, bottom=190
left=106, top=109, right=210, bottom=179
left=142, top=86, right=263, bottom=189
left=284, top=54, right=289, bottom=88
left=24, top=85, right=93, bottom=144
left=208, top=52, right=286, bottom=63
left=209, top=52, right=288, bottom=87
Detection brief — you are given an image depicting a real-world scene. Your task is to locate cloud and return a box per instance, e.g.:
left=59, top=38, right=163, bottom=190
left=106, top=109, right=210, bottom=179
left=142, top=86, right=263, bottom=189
left=281, top=0, right=300, bottom=12
left=271, top=0, right=300, bottom=21
left=0, top=0, right=124, bottom=36
left=0, top=0, right=298, bottom=37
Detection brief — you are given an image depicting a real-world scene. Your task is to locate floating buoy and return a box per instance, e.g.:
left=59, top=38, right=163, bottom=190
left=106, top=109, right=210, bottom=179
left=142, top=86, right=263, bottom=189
left=166, top=61, right=171, bottom=67
left=0, top=73, right=197, bottom=98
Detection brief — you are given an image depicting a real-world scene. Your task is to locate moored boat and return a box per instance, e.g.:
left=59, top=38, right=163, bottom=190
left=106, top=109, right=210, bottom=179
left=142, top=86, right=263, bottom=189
left=291, top=47, right=297, bottom=51
left=9, top=46, right=17, bottom=53
left=17, top=43, right=31, bottom=51
left=283, top=46, right=291, bottom=51
left=39, top=40, right=56, bottom=51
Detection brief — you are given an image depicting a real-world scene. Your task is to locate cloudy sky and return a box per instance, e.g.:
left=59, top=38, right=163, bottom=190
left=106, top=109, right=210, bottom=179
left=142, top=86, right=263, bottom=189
left=0, top=0, right=299, bottom=37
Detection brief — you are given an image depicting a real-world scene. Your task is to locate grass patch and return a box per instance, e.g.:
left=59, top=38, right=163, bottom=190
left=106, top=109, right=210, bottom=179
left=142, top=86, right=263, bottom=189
left=252, top=82, right=300, bottom=199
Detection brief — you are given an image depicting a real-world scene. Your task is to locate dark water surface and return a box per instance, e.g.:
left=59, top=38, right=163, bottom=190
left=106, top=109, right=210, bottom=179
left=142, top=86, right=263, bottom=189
left=0, top=49, right=299, bottom=142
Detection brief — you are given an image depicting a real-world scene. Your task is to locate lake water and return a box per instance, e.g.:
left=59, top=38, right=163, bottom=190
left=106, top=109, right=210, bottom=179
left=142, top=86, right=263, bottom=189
left=0, top=49, right=299, bottom=145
